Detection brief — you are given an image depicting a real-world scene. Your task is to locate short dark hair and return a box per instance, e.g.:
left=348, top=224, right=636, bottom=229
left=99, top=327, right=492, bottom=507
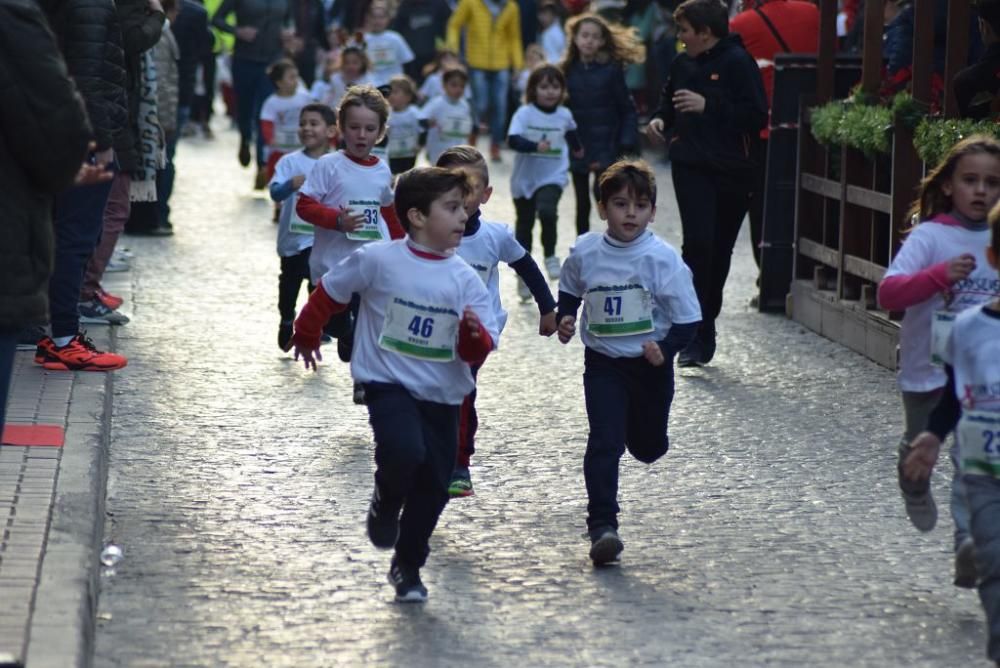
left=436, top=145, right=490, bottom=186
left=340, top=45, right=370, bottom=75
left=978, top=0, right=1000, bottom=37
left=598, top=159, right=657, bottom=205
left=300, top=103, right=336, bottom=126
left=674, top=0, right=729, bottom=39
left=525, top=64, right=566, bottom=105
left=267, top=58, right=298, bottom=85
left=441, top=65, right=469, bottom=86
left=388, top=74, right=418, bottom=102
left=337, top=84, right=389, bottom=135
left=394, top=167, right=471, bottom=231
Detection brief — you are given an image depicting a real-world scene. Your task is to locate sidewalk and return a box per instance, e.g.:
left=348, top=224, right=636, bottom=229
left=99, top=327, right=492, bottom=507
left=0, top=318, right=119, bottom=667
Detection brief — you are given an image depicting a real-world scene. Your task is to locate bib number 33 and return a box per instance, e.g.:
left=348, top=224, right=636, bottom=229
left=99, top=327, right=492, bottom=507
left=379, top=297, right=459, bottom=362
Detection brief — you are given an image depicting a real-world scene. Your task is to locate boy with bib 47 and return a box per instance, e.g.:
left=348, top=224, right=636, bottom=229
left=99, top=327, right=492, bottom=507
left=556, top=160, right=701, bottom=566
left=292, top=167, right=498, bottom=603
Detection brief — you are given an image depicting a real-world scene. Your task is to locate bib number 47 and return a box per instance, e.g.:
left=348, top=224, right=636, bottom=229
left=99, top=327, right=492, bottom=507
left=603, top=296, right=622, bottom=316
left=407, top=316, right=434, bottom=338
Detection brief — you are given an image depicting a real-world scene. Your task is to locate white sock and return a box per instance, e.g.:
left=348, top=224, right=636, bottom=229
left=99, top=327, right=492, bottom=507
left=53, top=335, right=74, bottom=348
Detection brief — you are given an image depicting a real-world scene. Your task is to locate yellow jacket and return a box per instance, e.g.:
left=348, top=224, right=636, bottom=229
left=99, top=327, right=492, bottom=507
left=446, top=0, right=523, bottom=72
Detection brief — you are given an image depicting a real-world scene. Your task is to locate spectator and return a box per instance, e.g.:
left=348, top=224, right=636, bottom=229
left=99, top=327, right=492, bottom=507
left=286, top=0, right=329, bottom=88
left=154, top=0, right=182, bottom=230
left=1, top=0, right=94, bottom=424
left=954, top=0, right=1000, bottom=120
left=174, top=0, right=214, bottom=137
left=538, top=1, right=567, bottom=63
left=392, top=0, right=453, bottom=83
left=447, top=0, right=524, bottom=162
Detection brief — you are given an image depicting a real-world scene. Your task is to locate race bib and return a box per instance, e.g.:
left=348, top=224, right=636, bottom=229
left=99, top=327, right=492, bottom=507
left=388, top=127, right=419, bottom=158
left=345, top=199, right=384, bottom=241
left=275, top=128, right=300, bottom=151
left=442, top=114, right=472, bottom=139
left=378, top=297, right=459, bottom=362
left=958, top=411, right=1000, bottom=478
left=370, top=46, right=394, bottom=68
left=584, top=284, right=654, bottom=337
left=288, top=194, right=314, bottom=236
left=930, top=310, right=956, bottom=366
left=522, top=124, right=564, bottom=159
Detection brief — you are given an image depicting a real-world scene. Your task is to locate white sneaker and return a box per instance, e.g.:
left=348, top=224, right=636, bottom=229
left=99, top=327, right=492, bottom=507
left=544, top=255, right=561, bottom=280
left=516, top=277, right=531, bottom=302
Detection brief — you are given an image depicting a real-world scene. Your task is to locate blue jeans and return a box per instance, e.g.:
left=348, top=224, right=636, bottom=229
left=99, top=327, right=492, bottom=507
left=964, top=475, right=1000, bottom=662
left=0, top=331, right=16, bottom=431
left=231, top=58, right=273, bottom=166
left=469, top=68, right=510, bottom=146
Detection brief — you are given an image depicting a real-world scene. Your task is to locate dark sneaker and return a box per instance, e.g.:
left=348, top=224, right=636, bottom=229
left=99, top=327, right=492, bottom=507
left=238, top=140, right=251, bottom=167
left=589, top=528, right=624, bottom=566
left=677, top=340, right=703, bottom=368
left=388, top=557, right=428, bottom=603
left=954, top=537, right=978, bottom=588
left=699, top=322, right=717, bottom=365
left=278, top=321, right=293, bottom=352
left=337, top=332, right=354, bottom=363
left=78, top=298, right=130, bottom=325
left=353, top=382, right=366, bottom=405
left=897, top=442, right=937, bottom=532
left=448, top=472, right=474, bottom=498
left=366, top=484, right=399, bottom=549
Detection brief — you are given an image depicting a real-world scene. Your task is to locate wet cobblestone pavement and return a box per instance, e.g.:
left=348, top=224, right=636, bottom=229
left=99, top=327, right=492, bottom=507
left=92, top=128, right=989, bottom=666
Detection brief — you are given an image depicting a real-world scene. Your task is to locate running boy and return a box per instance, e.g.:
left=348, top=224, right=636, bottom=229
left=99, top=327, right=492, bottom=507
left=269, top=103, right=337, bottom=351
left=386, top=75, right=424, bottom=175
left=903, top=211, right=1000, bottom=665
left=556, top=159, right=701, bottom=566
left=292, top=167, right=499, bottom=602
left=436, top=145, right=557, bottom=497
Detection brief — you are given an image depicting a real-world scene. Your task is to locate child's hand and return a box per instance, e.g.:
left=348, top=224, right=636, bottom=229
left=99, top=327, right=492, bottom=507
left=571, top=147, right=585, bottom=159
left=462, top=307, right=482, bottom=337
left=645, top=118, right=665, bottom=142
left=291, top=174, right=306, bottom=190
left=947, top=253, right=977, bottom=283
left=537, top=139, right=551, bottom=153
left=557, top=315, right=576, bottom=344
left=235, top=25, right=258, bottom=42
left=539, top=311, right=557, bottom=336
left=337, top=208, right=367, bottom=233
left=588, top=161, right=601, bottom=173
left=673, top=89, right=706, bottom=114
left=642, top=340, right=665, bottom=367
left=293, top=338, right=323, bottom=371
left=902, top=432, right=943, bottom=481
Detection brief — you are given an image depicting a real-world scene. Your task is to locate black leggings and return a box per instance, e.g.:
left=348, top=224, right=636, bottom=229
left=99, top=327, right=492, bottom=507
left=514, top=184, right=563, bottom=257
left=278, top=248, right=313, bottom=322
left=571, top=168, right=604, bottom=237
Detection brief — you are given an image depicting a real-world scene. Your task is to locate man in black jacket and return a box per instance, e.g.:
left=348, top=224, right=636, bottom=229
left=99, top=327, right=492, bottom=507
left=646, top=0, right=766, bottom=367
left=0, top=0, right=94, bottom=423
left=954, top=0, right=1000, bottom=120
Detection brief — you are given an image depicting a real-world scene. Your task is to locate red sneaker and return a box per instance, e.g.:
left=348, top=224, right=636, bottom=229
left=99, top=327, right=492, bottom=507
left=95, top=288, right=124, bottom=310
left=34, top=336, right=55, bottom=365
left=41, top=333, right=127, bottom=371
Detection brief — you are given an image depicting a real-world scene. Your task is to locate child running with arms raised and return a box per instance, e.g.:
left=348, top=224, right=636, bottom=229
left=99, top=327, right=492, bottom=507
left=269, top=103, right=337, bottom=351
left=903, top=210, right=1000, bottom=666
left=436, top=145, right=557, bottom=497
left=878, top=135, right=1000, bottom=587
left=292, top=167, right=499, bottom=602
left=296, top=85, right=404, bottom=403
left=556, top=160, right=701, bottom=566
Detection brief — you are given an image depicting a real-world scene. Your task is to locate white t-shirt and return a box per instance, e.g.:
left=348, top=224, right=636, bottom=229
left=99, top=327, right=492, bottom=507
left=559, top=231, right=702, bottom=358
left=508, top=103, right=577, bottom=199
left=260, top=91, right=314, bottom=155
left=299, top=151, right=395, bottom=283
left=320, top=72, right=374, bottom=110
left=271, top=149, right=324, bottom=257
left=541, top=22, right=566, bottom=63
left=457, top=219, right=528, bottom=338
left=321, top=240, right=499, bottom=405
left=883, top=218, right=1000, bottom=392
left=364, top=30, right=415, bottom=86
left=387, top=105, right=423, bottom=159
left=942, top=305, right=1000, bottom=476
left=420, top=95, right=474, bottom=165
left=418, top=73, right=472, bottom=103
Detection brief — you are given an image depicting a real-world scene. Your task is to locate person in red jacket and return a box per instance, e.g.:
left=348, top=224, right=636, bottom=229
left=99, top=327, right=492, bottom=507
left=730, top=0, right=818, bottom=286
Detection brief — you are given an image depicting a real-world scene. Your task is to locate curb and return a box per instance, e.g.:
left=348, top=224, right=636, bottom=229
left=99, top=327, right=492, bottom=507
left=23, top=328, right=115, bottom=668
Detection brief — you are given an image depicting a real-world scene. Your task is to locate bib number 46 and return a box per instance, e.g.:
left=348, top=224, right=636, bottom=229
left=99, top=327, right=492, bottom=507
left=407, top=316, right=434, bottom=338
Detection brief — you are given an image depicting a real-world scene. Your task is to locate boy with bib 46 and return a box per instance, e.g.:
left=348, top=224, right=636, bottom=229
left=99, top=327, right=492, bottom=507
left=556, top=160, right=701, bottom=566
left=292, top=167, right=498, bottom=603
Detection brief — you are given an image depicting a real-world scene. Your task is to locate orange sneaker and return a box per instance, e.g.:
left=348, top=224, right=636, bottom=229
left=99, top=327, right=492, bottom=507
left=34, top=336, right=55, bottom=365
left=41, top=333, right=127, bottom=371
left=95, top=288, right=124, bottom=310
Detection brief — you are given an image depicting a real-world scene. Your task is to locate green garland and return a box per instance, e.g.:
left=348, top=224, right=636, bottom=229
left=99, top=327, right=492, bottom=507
left=810, top=101, right=892, bottom=156
left=913, top=117, right=1000, bottom=168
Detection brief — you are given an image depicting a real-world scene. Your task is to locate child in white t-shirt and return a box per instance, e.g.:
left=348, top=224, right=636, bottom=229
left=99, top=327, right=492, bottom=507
left=508, top=64, right=583, bottom=285
left=538, top=2, right=566, bottom=63
left=903, top=213, right=1000, bottom=665
left=269, top=103, right=337, bottom=351
left=556, top=160, right=701, bottom=566
left=296, top=85, right=406, bottom=403
left=436, top=145, right=558, bottom=497
left=386, top=75, right=424, bottom=175
left=292, top=167, right=498, bottom=603
left=363, top=1, right=415, bottom=87
left=421, top=66, right=476, bottom=165
left=260, top=59, right=314, bottom=181
left=878, top=135, right=1000, bottom=587
left=418, top=49, right=471, bottom=104
left=320, top=45, right=374, bottom=111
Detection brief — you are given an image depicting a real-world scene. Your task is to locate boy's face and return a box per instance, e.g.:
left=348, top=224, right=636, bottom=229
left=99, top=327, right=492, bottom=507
left=387, top=86, right=411, bottom=110
left=598, top=186, right=655, bottom=243
left=676, top=18, right=713, bottom=57
left=534, top=77, right=563, bottom=108
left=277, top=67, right=299, bottom=95
left=444, top=76, right=466, bottom=100
left=456, top=165, right=492, bottom=218
left=341, top=53, right=364, bottom=80
left=340, top=105, right=382, bottom=158
left=299, top=111, right=334, bottom=150
left=409, top=187, right=469, bottom=251
left=366, top=4, right=390, bottom=32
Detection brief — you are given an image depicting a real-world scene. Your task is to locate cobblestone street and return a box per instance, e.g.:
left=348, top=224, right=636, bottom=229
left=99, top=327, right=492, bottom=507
left=90, top=127, right=988, bottom=666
